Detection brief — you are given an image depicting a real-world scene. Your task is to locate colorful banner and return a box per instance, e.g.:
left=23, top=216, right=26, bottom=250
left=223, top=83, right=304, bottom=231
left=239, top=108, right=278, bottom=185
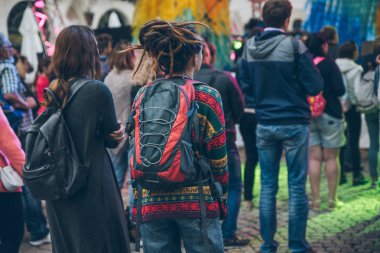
left=131, top=0, right=231, bottom=69
left=304, top=0, right=379, bottom=45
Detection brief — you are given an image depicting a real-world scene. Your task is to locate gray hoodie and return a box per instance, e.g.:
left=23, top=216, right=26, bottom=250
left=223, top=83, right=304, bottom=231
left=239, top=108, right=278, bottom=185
left=238, top=30, right=323, bottom=125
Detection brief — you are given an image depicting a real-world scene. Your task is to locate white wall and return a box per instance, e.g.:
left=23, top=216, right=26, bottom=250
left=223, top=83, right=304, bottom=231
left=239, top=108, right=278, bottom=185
left=0, top=0, right=135, bottom=36
left=0, top=0, right=22, bottom=34
left=54, top=0, right=134, bottom=29
left=1, top=0, right=308, bottom=37
left=90, top=1, right=134, bottom=29
left=229, top=0, right=253, bottom=35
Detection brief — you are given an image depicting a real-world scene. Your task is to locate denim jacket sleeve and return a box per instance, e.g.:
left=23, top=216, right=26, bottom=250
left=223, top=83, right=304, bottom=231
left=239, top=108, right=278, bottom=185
left=237, top=48, right=255, bottom=108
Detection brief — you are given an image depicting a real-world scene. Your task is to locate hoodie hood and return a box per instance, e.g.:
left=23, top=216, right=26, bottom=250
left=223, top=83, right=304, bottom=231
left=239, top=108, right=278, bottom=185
left=335, top=58, right=363, bottom=75
left=246, top=31, right=287, bottom=59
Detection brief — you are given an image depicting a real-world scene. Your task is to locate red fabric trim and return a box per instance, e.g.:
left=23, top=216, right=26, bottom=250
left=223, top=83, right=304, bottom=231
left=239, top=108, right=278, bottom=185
left=206, top=132, right=226, bottom=150
left=160, top=81, right=195, bottom=165
left=195, top=91, right=225, bottom=125
left=158, top=148, right=185, bottom=182
left=215, top=173, right=229, bottom=186
left=184, top=80, right=196, bottom=102
left=159, top=94, right=188, bottom=165
left=134, top=93, right=144, bottom=165
left=131, top=167, right=143, bottom=180
left=132, top=201, right=220, bottom=219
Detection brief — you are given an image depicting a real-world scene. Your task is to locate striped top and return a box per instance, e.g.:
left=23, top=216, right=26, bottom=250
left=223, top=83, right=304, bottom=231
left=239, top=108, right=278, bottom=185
left=131, top=79, right=228, bottom=222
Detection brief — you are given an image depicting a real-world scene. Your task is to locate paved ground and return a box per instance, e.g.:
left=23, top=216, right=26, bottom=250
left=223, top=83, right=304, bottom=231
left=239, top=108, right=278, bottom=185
left=229, top=169, right=380, bottom=253
left=20, top=158, right=380, bottom=253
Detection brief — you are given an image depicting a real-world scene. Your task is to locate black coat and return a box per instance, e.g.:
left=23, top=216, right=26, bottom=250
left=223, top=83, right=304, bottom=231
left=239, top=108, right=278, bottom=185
left=46, top=80, right=130, bottom=253
left=316, top=58, right=346, bottom=119
left=194, top=64, right=244, bottom=145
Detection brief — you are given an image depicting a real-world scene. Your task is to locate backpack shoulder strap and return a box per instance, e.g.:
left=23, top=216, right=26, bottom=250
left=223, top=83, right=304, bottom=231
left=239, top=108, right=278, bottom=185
left=185, top=79, right=204, bottom=144
left=291, top=38, right=299, bottom=81
left=292, top=38, right=299, bottom=61
left=66, top=78, right=91, bottom=106
left=44, top=78, right=91, bottom=109
left=375, top=67, right=380, bottom=97
left=43, top=88, right=61, bottom=108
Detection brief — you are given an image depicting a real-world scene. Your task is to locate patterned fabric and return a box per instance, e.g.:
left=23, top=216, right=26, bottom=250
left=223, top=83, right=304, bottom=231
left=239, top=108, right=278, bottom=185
left=132, top=81, right=228, bottom=222
left=0, top=60, right=34, bottom=133
left=0, top=61, right=19, bottom=94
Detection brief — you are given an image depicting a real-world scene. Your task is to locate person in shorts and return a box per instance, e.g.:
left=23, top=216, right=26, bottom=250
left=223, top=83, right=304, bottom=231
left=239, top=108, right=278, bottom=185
left=306, top=33, right=346, bottom=210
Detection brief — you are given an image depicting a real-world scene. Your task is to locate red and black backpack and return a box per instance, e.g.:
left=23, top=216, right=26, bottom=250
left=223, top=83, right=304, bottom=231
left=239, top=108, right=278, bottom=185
left=127, top=78, right=200, bottom=191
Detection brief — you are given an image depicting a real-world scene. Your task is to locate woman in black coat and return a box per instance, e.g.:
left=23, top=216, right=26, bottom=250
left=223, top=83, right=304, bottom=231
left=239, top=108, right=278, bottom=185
left=44, top=26, right=130, bottom=253
left=306, top=33, right=346, bottom=210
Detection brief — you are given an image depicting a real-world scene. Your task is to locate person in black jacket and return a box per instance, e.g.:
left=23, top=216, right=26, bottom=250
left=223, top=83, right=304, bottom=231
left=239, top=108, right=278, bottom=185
left=194, top=42, right=247, bottom=247
left=43, top=26, right=130, bottom=253
left=306, top=33, right=346, bottom=210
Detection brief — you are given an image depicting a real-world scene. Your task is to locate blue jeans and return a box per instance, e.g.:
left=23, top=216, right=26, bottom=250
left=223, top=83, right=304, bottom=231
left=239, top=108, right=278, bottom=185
left=256, top=124, right=310, bottom=253
left=141, top=218, right=224, bottom=253
left=108, top=147, right=129, bottom=188
left=222, top=143, right=242, bottom=239
left=21, top=185, right=49, bottom=241
left=365, top=111, right=379, bottom=180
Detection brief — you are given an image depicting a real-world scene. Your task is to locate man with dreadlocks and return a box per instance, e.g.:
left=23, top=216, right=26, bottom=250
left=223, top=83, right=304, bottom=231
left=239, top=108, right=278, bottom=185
left=127, top=20, right=228, bottom=253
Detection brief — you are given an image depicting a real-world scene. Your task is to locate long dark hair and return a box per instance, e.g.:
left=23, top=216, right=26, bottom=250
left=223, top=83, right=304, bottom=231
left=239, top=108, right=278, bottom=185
left=46, top=25, right=101, bottom=107
left=130, top=19, right=208, bottom=77
left=338, top=41, right=357, bottom=59
left=306, top=32, right=328, bottom=57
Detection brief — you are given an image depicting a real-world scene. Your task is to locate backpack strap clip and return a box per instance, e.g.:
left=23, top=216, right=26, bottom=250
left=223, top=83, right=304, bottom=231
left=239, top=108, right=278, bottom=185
left=44, top=88, right=61, bottom=108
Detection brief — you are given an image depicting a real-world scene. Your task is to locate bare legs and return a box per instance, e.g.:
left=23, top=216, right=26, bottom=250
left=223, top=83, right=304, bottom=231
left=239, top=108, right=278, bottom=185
left=323, top=148, right=339, bottom=207
left=309, top=145, right=339, bottom=209
left=309, top=146, right=322, bottom=209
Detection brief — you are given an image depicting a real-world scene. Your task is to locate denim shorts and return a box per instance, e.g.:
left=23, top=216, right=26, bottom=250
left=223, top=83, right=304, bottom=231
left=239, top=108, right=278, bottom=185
left=309, top=113, right=346, bottom=148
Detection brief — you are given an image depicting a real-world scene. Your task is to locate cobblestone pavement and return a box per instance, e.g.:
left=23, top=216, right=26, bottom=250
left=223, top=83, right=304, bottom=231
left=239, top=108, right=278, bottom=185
left=227, top=168, right=380, bottom=253
left=20, top=165, right=380, bottom=253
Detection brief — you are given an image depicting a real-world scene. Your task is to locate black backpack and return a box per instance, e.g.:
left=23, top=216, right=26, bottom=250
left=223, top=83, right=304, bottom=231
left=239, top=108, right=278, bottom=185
left=23, top=78, right=90, bottom=200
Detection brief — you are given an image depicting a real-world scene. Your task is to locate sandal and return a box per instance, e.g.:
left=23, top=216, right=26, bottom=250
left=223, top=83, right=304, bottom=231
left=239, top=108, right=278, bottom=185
left=311, top=200, right=320, bottom=211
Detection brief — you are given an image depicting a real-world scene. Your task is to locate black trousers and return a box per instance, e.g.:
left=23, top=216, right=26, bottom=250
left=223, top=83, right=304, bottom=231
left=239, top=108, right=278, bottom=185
left=239, top=113, right=259, bottom=201
left=340, top=106, right=362, bottom=178
left=0, top=192, right=24, bottom=253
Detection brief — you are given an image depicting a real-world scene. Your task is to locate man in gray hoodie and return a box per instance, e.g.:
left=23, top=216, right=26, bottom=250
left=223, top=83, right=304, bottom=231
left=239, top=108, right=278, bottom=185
left=238, top=1, right=323, bottom=252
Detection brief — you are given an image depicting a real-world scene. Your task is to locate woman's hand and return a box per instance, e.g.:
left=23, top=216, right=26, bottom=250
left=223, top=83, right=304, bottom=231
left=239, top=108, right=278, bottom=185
left=110, top=122, right=126, bottom=143
left=26, top=97, right=37, bottom=109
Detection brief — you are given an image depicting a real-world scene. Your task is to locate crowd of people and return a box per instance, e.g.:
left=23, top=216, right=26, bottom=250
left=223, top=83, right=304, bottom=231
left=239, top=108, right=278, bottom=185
left=0, top=0, right=379, bottom=253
